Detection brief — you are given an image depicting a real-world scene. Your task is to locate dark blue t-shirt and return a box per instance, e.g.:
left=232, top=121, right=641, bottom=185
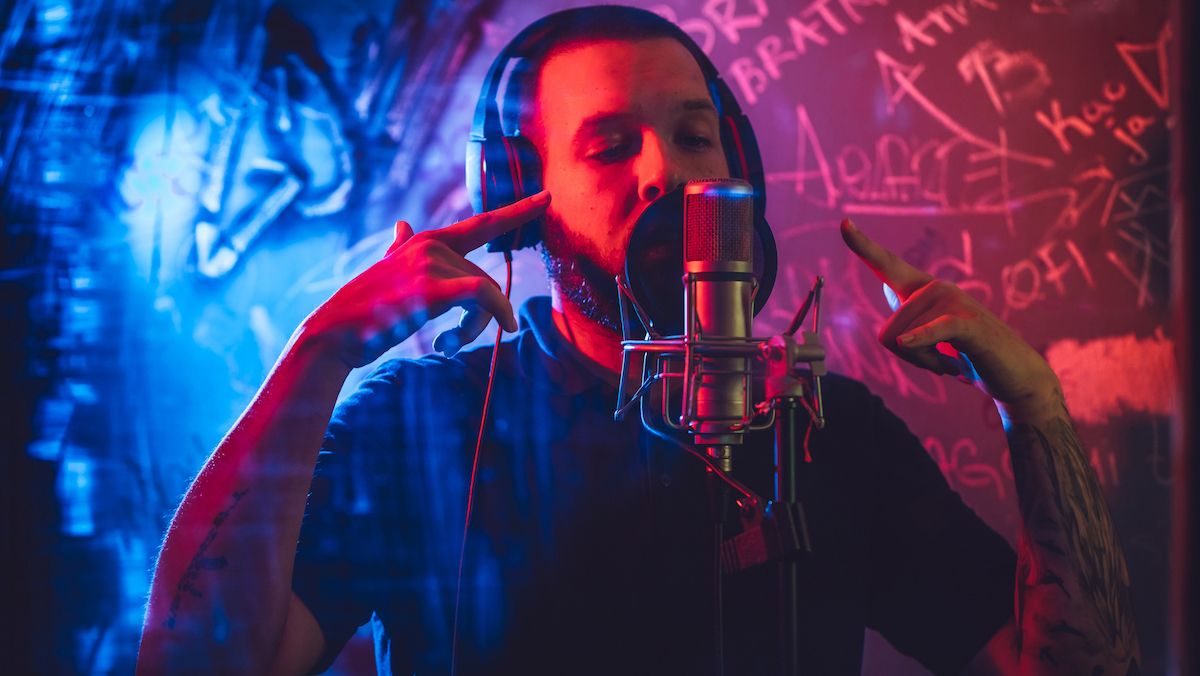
left=292, top=297, right=1015, bottom=675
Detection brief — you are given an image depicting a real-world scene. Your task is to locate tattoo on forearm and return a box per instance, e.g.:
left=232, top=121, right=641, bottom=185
left=1008, top=404, right=1140, bottom=673
left=163, top=489, right=249, bottom=630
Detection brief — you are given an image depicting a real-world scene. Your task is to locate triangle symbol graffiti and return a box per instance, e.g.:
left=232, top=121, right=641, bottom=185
left=1116, top=24, right=1171, bottom=110
left=875, top=49, right=926, bottom=115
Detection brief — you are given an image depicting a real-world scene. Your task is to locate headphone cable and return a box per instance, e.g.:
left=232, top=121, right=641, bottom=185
left=450, top=251, right=514, bottom=675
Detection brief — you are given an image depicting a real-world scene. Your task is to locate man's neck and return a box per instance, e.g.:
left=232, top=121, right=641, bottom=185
left=549, top=287, right=624, bottom=376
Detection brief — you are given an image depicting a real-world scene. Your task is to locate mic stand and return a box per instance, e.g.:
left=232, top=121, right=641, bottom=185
left=762, top=277, right=826, bottom=676
left=613, top=275, right=828, bottom=676
left=775, top=394, right=805, bottom=674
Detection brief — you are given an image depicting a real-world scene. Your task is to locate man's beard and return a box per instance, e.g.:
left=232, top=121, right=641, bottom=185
left=540, top=212, right=624, bottom=333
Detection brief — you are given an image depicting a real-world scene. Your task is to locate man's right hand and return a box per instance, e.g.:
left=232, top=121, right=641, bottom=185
left=302, top=190, right=551, bottom=367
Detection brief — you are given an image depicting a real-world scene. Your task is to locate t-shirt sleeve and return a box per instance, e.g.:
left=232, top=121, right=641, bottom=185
left=857, top=385, right=1016, bottom=675
left=291, top=362, right=412, bottom=673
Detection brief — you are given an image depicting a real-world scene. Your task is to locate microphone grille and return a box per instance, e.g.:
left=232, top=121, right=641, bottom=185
left=684, top=179, right=754, bottom=263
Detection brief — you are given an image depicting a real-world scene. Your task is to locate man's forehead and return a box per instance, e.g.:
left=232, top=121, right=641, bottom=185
left=532, top=37, right=713, bottom=125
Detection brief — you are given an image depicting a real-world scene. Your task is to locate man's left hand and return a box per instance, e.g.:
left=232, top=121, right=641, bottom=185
left=839, top=219, right=1062, bottom=425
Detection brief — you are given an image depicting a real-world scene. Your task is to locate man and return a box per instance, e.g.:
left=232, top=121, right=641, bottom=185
left=137, top=6, right=1140, bottom=674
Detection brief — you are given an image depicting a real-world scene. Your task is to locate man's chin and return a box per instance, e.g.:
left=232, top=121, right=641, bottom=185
left=541, top=208, right=646, bottom=334
left=542, top=249, right=623, bottom=333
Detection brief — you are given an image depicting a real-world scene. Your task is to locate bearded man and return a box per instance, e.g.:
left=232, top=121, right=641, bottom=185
left=138, top=6, right=1140, bottom=675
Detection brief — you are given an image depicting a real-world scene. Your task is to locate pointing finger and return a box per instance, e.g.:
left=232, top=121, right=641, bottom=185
left=839, top=219, right=933, bottom=301
left=425, top=191, right=551, bottom=256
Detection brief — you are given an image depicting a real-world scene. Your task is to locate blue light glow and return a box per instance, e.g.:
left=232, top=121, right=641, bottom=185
left=58, top=456, right=95, bottom=537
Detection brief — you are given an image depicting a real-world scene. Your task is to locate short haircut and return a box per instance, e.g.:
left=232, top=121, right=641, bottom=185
left=495, top=5, right=711, bottom=137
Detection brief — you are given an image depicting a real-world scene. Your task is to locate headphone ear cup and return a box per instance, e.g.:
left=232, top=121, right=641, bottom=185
left=752, top=214, right=777, bottom=317
left=494, top=136, right=547, bottom=252
left=711, top=78, right=775, bottom=314
left=507, top=136, right=542, bottom=198
left=719, top=115, right=747, bottom=182
left=714, top=84, right=764, bottom=207
left=729, top=113, right=764, bottom=200
left=483, top=135, right=545, bottom=252
left=466, top=134, right=518, bottom=214
left=484, top=134, right=518, bottom=210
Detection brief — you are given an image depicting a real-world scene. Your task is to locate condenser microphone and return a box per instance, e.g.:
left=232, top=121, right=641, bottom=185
left=681, top=179, right=757, bottom=470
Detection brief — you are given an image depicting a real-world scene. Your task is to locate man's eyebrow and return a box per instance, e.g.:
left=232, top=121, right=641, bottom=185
left=572, top=111, right=635, bottom=148
left=679, top=98, right=718, bottom=115
left=571, top=98, right=719, bottom=149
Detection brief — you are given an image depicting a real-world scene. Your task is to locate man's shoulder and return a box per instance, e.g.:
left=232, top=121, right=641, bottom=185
left=369, top=352, right=473, bottom=378
left=795, top=371, right=921, bottom=464
left=324, top=350, right=503, bottom=454
left=358, top=348, right=497, bottom=388
left=332, top=351, right=495, bottom=423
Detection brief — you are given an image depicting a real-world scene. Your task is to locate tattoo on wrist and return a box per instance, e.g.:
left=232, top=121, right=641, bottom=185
left=163, top=489, right=249, bottom=630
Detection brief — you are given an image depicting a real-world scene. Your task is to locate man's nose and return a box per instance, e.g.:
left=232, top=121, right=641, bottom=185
left=636, top=132, right=683, bottom=203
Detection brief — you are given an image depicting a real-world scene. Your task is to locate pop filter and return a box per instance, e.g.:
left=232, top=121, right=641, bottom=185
left=623, top=184, right=777, bottom=336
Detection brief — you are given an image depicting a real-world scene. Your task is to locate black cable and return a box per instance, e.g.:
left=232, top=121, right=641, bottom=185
left=450, top=251, right=514, bottom=675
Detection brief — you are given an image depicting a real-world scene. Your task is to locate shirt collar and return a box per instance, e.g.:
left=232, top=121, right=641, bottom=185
left=517, top=296, right=620, bottom=397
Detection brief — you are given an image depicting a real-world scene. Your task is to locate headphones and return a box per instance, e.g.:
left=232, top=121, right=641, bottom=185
left=465, top=5, right=776, bottom=312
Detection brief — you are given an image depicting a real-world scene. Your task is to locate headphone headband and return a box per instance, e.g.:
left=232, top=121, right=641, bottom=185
left=469, top=6, right=763, bottom=196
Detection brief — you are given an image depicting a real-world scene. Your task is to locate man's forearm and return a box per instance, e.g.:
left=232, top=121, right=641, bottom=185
left=137, top=328, right=351, bottom=673
left=1005, top=392, right=1141, bottom=674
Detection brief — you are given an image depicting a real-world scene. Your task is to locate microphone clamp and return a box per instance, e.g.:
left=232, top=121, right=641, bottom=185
left=612, top=274, right=829, bottom=442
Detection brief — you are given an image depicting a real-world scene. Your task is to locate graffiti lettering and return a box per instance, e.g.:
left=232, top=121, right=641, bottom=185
left=766, top=104, right=839, bottom=208
left=723, top=0, right=889, bottom=104
left=702, top=0, right=769, bottom=45
left=925, top=435, right=1008, bottom=501
left=895, top=0, right=999, bottom=53
left=1000, top=239, right=1095, bottom=317
left=957, top=41, right=1051, bottom=115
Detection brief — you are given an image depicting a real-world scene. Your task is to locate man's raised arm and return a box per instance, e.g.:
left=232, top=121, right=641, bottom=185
left=840, top=219, right=1141, bottom=675
left=136, top=193, right=549, bottom=673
